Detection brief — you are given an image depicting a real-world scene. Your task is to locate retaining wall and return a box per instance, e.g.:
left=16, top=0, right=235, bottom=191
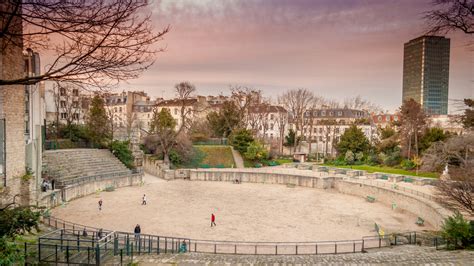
left=61, top=174, right=143, bottom=203
left=335, top=180, right=449, bottom=229
left=189, top=169, right=334, bottom=189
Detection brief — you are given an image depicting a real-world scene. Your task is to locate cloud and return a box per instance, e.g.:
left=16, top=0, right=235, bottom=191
left=119, top=0, right=472, bottom=112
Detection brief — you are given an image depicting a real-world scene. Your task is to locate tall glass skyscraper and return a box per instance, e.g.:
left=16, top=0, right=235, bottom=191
left=402, top=36, right=450, bottom=115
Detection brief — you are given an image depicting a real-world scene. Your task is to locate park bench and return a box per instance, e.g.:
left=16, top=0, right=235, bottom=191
left=403, top=177, right=414, bottom=183
left=379, top=175, right=389, bottom=180
left=286, top=183, right=296, bottom=188
left=367, top=196, right=375, bottom=202
left=416, top=217, right=425, bottom=226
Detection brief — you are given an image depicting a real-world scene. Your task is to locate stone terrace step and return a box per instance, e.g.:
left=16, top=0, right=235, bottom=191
left=43, top=148, right=133, bottom=186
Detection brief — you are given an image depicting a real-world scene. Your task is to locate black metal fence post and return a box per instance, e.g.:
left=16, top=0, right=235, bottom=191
left=24, top=243, right=27, bottom=263
left=120, top=249, right=123, bottom=266
left=38, top=241, right=41, bottom=261
left=315, top=244, right=318, bottom=255
left=157, top=237, right=160, bottom=254
left=66, top=245, right=70, bottom=264
left=335, top=243, right=337, bottom=254
left=55, top=244, right=58, bottom=263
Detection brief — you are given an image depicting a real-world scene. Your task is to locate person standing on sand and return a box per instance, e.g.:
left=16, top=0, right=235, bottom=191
left=98, top=199, right=103, bottom=211
left=211, top=213, right=216, bottom=227
left=142, top=194, right=147, bottom=205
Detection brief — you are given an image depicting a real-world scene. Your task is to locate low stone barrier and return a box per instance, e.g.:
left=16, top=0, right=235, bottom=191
left=61, top=173, right=143, bottom=202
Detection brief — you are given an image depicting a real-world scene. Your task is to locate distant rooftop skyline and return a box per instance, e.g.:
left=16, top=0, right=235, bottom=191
left=50, top=0, right=474, bottom=113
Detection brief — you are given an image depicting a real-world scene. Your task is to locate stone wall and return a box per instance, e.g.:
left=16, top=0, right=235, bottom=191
left=335, top=180, right=449, bottom=228
left=188, top=169, right=334, bottom=189
left=61, top=174, right=143, bottom=203
left=0, top=1, right=28, bottom=206
left=143, top=155, right=168, bottom=178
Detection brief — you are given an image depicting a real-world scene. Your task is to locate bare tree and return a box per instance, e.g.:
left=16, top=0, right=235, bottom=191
left=0, top=0, right=169, bottom=87
left=230, top=86, right=262, bottom=128
left=174, top=81, right=197, bottom=133
left=399, top=99, right=428, bottom=158
left=343, top=95, right=383, bottom=113
left=279, top=89, right=314, bottom=152
left=425, top=0, right=473, bottom=35
left=422, top=134, right=474, bottom=215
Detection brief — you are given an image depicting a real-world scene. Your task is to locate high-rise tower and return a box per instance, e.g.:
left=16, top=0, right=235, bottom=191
left=402, top=36, right=450, bottom=115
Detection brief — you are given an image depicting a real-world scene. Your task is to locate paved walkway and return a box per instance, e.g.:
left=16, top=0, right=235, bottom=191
left=116, top=245, right=474, bottom=265
left=231, top=147, right=244, bottom=168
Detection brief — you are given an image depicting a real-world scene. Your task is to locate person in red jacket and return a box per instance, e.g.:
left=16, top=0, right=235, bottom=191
left=211, top=213, right=216, bottom=227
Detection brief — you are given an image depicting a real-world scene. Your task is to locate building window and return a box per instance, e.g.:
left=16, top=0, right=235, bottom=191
left=270, top=114, right=274, bottom=120
left=73, top=89, right=79, bottom=96
left=60, top=101, right=66, bottom=108
left=337, top=111, right=342, bottom=116
left=73, top=113, right=79, bottom=120
left=270, top=123, right=274, bottom=130
left=394, top=116, right=399, bottom=121
left=321, top=110, right=326, bottom=116
left=335, top=128, right=340, bottom=134
left=24, top=87, right=30, bottom=135
left=61, top=113, right=67, bottom=119
left=119, top=107, right=122, bottom=112
left=60, top=88, right=66, bottom=96
left=72, top=101, right=78, bottom=108
left=174, top=108, right=178, bottom=115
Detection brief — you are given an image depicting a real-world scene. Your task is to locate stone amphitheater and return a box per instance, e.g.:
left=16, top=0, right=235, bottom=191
left=36, top=149, right=473, bottom=264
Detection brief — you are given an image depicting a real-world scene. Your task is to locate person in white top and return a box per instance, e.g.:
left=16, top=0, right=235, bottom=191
left=142, top=194, right=147, bottom=205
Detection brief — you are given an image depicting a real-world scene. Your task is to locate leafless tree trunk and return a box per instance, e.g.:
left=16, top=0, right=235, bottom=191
left=175, top=81, right=197, bottom=134
left=279, top=88, right=314, bottom=154
left=0, top=0, right=169, bottom=88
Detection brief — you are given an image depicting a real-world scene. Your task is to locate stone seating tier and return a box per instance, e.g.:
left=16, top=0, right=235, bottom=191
left=43, top=149, right=133, bottom=187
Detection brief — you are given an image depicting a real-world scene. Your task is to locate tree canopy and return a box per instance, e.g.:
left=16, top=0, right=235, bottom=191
left=336, top=125, right=370, bottom=155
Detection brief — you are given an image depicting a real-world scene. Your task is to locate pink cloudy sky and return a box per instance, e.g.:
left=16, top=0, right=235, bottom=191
left=119, top=0, right=472, bottom=112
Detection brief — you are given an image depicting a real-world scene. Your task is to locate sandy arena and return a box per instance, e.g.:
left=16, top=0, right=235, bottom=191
left=52, top=174, right=432, bottom=242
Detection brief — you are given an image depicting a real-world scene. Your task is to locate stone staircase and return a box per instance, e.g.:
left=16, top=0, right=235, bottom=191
left=43, top=149, right=133, bottom=187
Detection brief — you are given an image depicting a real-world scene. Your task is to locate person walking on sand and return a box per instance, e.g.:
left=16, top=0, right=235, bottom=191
left=98, top=199, right=103, bottom=211
left=211, top=213, right=216, bottom=227
left=142, top=194, right=147, bottom=205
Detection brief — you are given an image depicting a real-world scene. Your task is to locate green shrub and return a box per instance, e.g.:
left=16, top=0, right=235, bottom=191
left=108, top=140, right=134, bottom=169
left=104, top=186, right=115, bottom=192
left=0, top=237, right=24, bottom=265
left=345, top=150, right=355, bottom=165
left=244, top=141, right=268, bottom=161
left=168, top=150, right=182, bottom=165
left=401, top=159, right=416, bottom=170
left=229, top=129, right=254, bottom=154
left=355, top=152, right=364, bottom=162
left=441, top=212, right=473, bottom=249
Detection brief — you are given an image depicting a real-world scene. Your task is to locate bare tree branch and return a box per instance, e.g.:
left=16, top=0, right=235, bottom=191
left=0, top=0, right=169, bottom=88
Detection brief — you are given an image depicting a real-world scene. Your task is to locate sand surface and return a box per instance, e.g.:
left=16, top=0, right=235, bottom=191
left=52, top=174, right=432, bottom=242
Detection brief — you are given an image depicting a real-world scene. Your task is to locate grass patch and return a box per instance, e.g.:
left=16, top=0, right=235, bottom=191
left=274, top=158, right=293, bottom=165
left=322, top=164, right=439, bottom=178
left=194, top=145, right=235, bottom=168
